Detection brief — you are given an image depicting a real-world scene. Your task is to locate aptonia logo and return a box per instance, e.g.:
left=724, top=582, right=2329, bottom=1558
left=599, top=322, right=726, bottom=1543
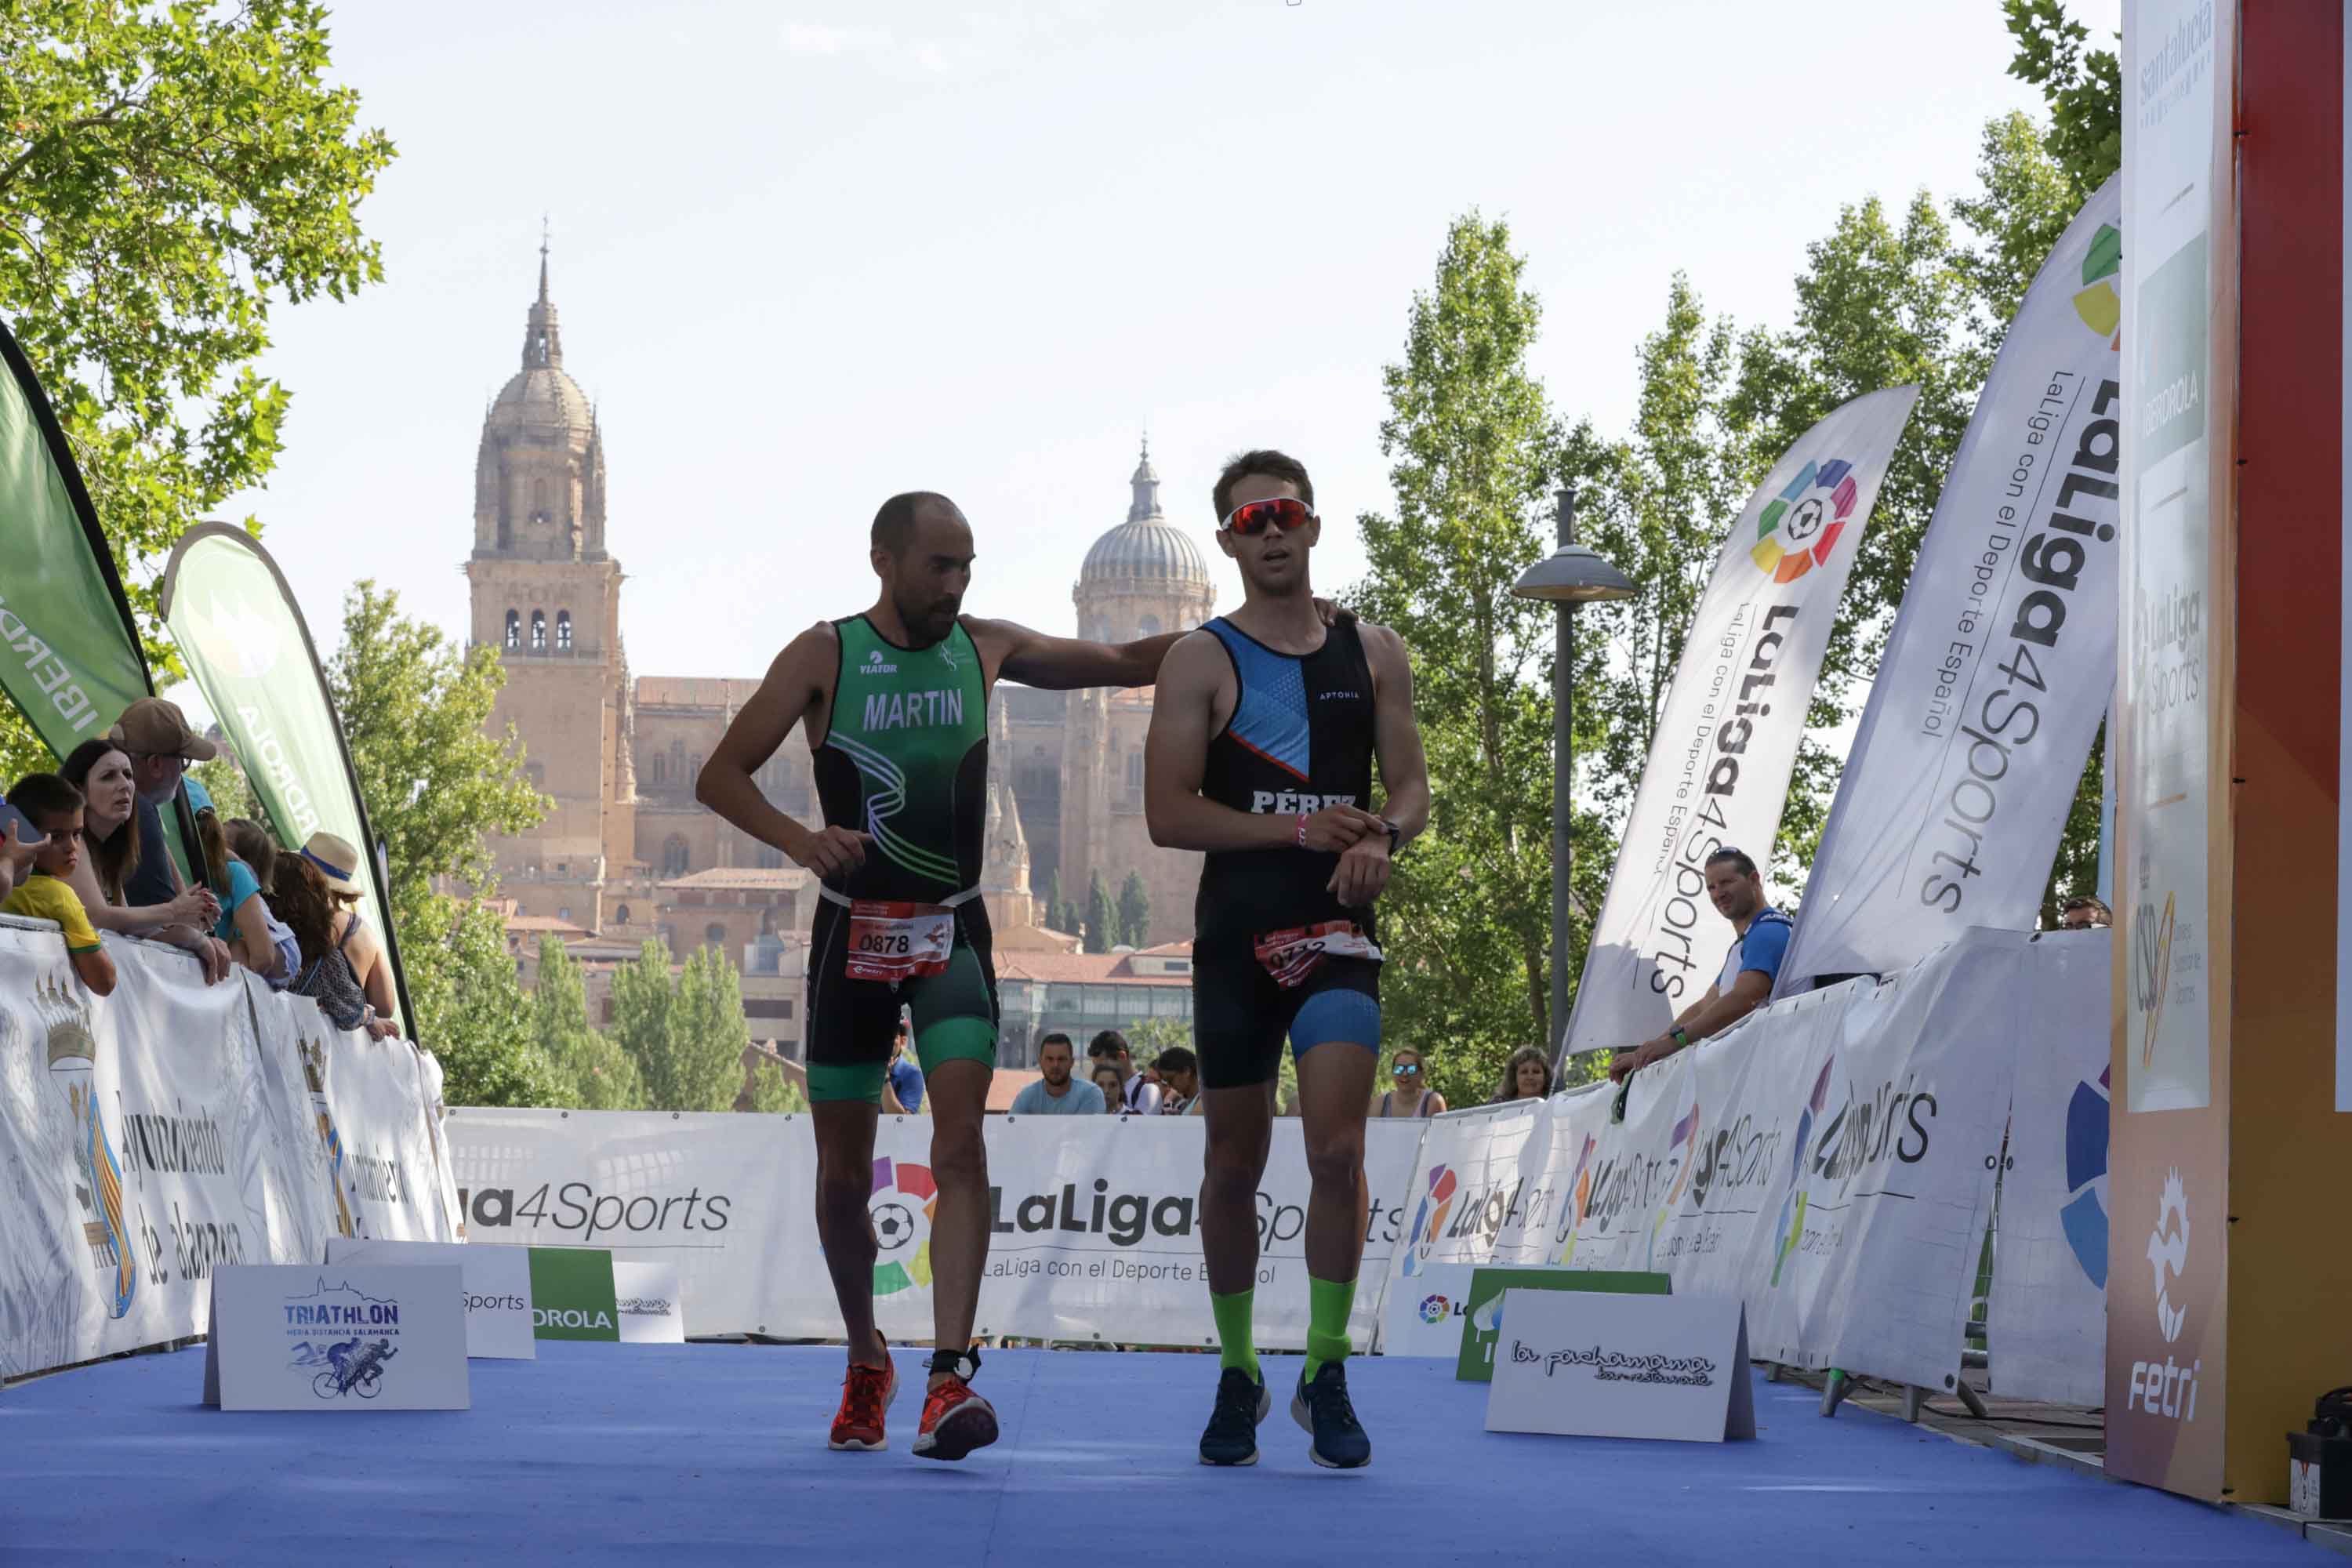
left=1417, top=1294, right=1450, bottom=1326
left=1748, top=459, right=1857, bottom=584
left=870, top=1156, right=937, bottom=1296
left=39, top=977, right=136, bottom=1319
left=1399, top=1164, right=1457, bottom=1278
left=2072, top=223, right=2122, bottom=350
left=2059, top=1066, right=2110, bottom=1287
left=2147, top=1168, right=2189, bottom=1344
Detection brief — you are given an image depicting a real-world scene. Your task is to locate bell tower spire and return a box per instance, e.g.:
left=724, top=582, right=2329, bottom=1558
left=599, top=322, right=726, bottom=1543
left=523, top=216, right=563, bottom=369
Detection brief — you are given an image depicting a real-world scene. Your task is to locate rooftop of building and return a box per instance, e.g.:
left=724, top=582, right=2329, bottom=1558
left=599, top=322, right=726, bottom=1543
left=993, top=949, right=1192, bottom=986
left=659, top=866, right=814, bottom=893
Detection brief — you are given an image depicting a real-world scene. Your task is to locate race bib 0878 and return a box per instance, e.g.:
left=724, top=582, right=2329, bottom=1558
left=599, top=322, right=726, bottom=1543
left=845, top=901, right=955, bottom=983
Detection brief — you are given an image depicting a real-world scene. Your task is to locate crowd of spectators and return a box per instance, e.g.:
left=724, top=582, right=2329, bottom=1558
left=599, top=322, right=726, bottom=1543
left=0, top=697, right=400, bottom=1038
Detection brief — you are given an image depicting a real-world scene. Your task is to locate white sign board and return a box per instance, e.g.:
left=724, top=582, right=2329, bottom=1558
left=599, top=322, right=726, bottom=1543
left=615, top=1261, right=685, bottom=1345
left=1484, top=1289, right=1755, bottom=1444
left=325, top=1237, right=535, bottom=1360
left=1376, top=1261, right=1479, bottom=1358
left=202, top=1264, right=469, bottom=1411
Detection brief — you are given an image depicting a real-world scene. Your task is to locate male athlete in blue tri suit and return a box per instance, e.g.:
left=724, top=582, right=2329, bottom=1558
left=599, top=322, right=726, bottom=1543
left=1146, top=449, right=1431, bottom=1469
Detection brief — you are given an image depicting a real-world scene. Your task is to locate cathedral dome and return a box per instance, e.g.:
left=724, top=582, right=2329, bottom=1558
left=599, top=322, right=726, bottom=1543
left=1079, top=441, right=1212, bottom=588
left=488, top=364, right=593, bottom=437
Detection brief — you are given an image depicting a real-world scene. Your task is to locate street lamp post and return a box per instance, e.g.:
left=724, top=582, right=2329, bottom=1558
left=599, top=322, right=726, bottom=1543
left=1511, top=485, right=1637, bottom=1065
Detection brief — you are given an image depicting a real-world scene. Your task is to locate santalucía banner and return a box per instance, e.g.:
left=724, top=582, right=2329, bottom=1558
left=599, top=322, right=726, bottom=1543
left=1561, top=385, right=1919, bottom=1058
left=0, top=921, right=452, bottom=1381
left=1776, top=175, right=2125, bottom=996
left=159, top=524, right=412, bottom=1033
left=0, top=315, right=154, bottom=756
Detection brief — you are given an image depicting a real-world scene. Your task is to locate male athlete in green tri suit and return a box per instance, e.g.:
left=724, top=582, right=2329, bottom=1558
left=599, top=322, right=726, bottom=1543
left=698, top=491, right=1201, bottom=1461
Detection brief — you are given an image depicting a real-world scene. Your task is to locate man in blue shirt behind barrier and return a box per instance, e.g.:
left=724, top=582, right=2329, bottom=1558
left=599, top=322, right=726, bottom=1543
left=1608, top=846, right=1793, bottom=1084
left=1007, top=1033, right=1105, bottom=1116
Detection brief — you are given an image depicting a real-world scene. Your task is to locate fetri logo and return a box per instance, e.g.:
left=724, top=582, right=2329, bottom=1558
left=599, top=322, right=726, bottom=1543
left=1748, top=459, right=1857, bottom=585
left=2059, top=1066, right=2110, bottom=1287
left=870, top=1156, right=937, bottom=1297
left=1399, top=1164, right=1457, bottom=1278
left=862, top=648, right=898, bottom=676
left=1417, top=1294, right=1450, bottom=1326
left=2147, top=1167, right=2189, bottom=1343
left=2071, top=223, right=2122, bottom=350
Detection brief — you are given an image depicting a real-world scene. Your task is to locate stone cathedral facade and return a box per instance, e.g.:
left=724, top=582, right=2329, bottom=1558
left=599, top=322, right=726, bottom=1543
left=469, top=257, right=1212, bottom=965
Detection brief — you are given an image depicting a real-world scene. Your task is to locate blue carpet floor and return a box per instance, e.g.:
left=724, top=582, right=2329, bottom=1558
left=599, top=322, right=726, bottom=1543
left=0, top=1344, right=2332, bottom=1566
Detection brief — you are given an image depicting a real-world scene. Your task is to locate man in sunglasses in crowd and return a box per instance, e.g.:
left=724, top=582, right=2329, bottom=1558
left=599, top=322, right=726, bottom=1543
left=1145, top=449, right=1431, bottom=1470
left=699, top=489, right=1343, bottom=1463
left=1607, top=846, right=1791, bottom=1084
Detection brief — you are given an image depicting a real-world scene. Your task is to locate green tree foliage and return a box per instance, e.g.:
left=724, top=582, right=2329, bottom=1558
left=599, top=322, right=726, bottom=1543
left=327, top=583, right=550, bottom=1105
left=610, top=941, right=750, bottom=1113
left=1348, top=213, right=1562, bottom=1107
left=408, top=900, right=558, bottom=1109
left=0, top=0, right=393, bottom=780
left=2000, top=0, right=2122, bottom=197
left=191, top=753, right=259, bottom=822
left=1084, top=870, right=1113, bottom=955
left=531, top=937, right=644, bottom=1110
left=1115, top=870, right=1151, bottom=950
left=746, top=1056, right=810, bottom=1114
left=1123, top=1016, right=1189, bottom=1065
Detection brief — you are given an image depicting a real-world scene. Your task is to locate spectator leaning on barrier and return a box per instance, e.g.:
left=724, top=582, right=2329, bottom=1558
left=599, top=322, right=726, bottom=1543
left=2058, top=895, right=2111, bottom=931
left=109, top=698, right=216, bottom=909
left=263, top=831, right=397, bottom=1040
left=1008, top=1032, right=1105, bottom=1116
left=1495, top=1046, right=1552, bottom=1103
left=1091, top=1062, right=1126, bottom=1113
left=197, top=808, right=288, bottom=985
left=57, top=739, right=230, bottom=983
left=1155, top=1046, right=1203, bottom=1116
left=296, top=833, right=400, bottom=1031
left=1087, top=1029, right=1161, bottom=1115
left=1609, top=846, right=1793, bottom=1085
left=2, top=773, right=117, bottom=996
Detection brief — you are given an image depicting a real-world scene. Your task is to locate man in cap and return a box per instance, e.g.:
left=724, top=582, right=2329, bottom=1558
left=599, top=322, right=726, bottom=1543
left=111, top=699, right=218, bottom=909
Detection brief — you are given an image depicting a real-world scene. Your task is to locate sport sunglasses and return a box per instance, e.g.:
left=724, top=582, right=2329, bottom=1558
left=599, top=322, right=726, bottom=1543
left=1219, top=496, right=1315, bottom=536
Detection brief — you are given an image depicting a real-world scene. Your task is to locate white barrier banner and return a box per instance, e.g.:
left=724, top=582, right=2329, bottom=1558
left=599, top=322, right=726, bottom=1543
left=1393, top=930, right=2027, bottom=1392
left=1565, top=386, right=1920, bottom=1058
left=1777, top=176, right=2125, bottom=997
left=1986, top=930, right=2111, bottom=1405
left=446, top=1111, right=1422, bottom=1350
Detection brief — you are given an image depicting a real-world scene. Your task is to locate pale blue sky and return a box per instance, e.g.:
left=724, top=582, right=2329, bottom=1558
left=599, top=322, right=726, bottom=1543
left=201, top=0, right=2120, bottom=684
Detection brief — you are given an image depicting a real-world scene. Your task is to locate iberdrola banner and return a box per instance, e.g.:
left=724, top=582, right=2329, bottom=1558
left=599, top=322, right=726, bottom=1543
left=0, top=317, right=155, bottom=753
left=1560, top=385, right=1919, bottom=1060
left=158, top=524, right=412, bottom=1033
left=1775, top=175, right=2125, bottom=997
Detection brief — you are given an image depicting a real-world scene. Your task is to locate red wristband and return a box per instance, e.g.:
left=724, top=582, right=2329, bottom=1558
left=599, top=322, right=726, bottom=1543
left=1296, top=811, right=1308, bottom=849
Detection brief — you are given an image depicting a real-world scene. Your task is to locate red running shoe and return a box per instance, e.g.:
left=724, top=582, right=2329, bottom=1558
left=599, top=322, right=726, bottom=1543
left=912, top=1363, right=999, bottom=1461
left=829, top=1359, right=898, bottom=1451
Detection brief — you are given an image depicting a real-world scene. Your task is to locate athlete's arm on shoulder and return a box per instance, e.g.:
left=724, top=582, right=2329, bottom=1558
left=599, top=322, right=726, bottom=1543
left=698, top=623, right=869, bottom=881
left=1144, top=632, right=1373, bottom=855
left=1362, top=622, right=1431, bottom=843
left=965, top=615, right=1179, bottom=691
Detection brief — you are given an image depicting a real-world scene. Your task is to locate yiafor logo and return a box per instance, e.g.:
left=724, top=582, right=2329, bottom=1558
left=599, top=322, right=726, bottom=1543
left=862, top=648, right=898, bottom=676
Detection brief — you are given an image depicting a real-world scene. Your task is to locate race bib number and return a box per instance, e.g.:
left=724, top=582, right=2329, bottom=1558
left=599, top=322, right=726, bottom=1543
left=1251, top=920, right=1384, bottom=989
left=845, top=901, right=956, bottom=983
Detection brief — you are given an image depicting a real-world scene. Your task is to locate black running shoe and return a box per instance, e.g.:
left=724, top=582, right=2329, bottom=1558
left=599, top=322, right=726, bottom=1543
left=1291, top=1362, right=1372, bottom=1469
left=1198, top=1367, right=1272, bottom=1466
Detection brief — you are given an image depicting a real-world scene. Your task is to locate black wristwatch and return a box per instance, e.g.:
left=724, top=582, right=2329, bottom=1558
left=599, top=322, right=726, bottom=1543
left=1382, top=818, right=1403, bottom=858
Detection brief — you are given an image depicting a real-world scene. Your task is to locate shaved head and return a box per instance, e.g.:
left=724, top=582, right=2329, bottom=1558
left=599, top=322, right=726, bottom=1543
left=872, top=491, right=962, bottom=557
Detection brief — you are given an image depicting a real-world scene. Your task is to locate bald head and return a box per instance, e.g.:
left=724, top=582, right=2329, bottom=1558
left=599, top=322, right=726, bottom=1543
left=870, top=492, right=975, bottom=646
left=872, top=491, right=964, bottom=557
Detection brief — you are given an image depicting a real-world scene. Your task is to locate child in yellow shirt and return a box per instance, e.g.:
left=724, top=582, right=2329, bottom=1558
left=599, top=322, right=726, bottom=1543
left=2, top=772, right=117, bottom=996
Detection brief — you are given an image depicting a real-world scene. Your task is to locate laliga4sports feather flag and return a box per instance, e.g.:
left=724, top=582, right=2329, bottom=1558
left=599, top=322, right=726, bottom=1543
left=159, top=524, right=412, bottom=1035
left=1774, top=175, right=2124, bottom=999
left=1559, top=385, right=1918, bottom=1063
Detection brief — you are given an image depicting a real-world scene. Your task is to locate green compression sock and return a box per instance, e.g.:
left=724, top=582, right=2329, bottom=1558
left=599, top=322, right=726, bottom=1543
left=1303, top=1276, right=1356, bottom=1382
left=1210, top=1289, right=1259, bottom=1380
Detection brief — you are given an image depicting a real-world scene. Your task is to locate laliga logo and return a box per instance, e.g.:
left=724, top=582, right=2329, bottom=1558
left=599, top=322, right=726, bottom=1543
left=2147, top=1168, right=2189, bottom=1343
left=2071, top=223, right=2122, bottom=350
left=1417, top=1294, right=1450, bottom=1326
left=1748, top=459, right=1857, bottom=584
left=1399, top=1164, right=1457, bottom=1278
left=869, top=1156, right=937, bottom=1298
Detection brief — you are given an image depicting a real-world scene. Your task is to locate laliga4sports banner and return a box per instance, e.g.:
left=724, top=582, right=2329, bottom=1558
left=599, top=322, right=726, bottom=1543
left=159, top=524, right=412, bottom=1035
left=1562, top=385, right=1919, bottom=1059
left=1776, top=175, right=2125, bottom=996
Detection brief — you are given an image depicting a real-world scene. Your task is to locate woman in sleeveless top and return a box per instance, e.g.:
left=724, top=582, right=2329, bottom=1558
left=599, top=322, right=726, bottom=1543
left=297, top=832, right=401, bottom=1033
left=267, top=847, right=397, bottom=1039
left=1375, top=1046, right=1446, bottom=1116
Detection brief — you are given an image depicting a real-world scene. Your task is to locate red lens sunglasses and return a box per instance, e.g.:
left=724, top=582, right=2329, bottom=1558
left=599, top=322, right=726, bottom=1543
left=1219, top=497, right=1315, bottom=536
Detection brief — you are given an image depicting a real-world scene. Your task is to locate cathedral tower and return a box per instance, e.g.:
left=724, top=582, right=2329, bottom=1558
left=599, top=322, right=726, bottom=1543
left=465, top=242, right=641, bottom=929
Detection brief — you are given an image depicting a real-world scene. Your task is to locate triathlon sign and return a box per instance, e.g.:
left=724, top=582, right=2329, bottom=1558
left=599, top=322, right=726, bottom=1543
left=202, top=1263, right=468, bottom=1411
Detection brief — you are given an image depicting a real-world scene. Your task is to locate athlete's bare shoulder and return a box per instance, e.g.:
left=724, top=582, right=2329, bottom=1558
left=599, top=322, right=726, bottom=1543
left=1352, top=619, right=1412, bottom=697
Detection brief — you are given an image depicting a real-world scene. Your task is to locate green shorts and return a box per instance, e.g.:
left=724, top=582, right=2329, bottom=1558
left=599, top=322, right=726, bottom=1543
left=803, top=900, right=999, bottom=1104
